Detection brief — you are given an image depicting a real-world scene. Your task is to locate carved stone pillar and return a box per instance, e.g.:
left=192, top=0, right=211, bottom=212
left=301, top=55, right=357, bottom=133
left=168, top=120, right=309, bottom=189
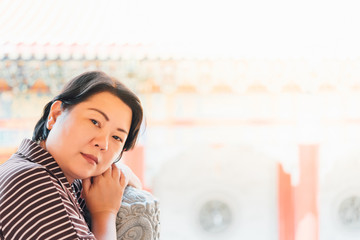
left=116, top=186, right=160, bottom=240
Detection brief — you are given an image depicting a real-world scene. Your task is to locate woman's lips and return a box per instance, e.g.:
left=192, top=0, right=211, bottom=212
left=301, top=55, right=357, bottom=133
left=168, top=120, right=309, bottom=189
left=81, top=153, right=98, bottom=165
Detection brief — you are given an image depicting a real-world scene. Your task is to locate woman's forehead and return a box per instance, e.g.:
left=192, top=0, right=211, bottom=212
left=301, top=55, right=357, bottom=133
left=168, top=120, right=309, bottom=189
left=75, top=92, right=132, bottom=126
left=81, top=92, right=126, bottom=108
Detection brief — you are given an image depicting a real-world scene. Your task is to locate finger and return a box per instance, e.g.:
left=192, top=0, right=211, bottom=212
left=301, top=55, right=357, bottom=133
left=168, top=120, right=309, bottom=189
left=112, top=163, right=120, bottom=179
left=119, top=164, right=142, bottom=189
left=120, top=170, right=126, bottom=187
left=82, top=178, right=91, bottom=195
left=129, top=174, right=142, bottom=190
left=92, top=175, right=101, bottom=185
left=102, top=165, right=112, bottom=177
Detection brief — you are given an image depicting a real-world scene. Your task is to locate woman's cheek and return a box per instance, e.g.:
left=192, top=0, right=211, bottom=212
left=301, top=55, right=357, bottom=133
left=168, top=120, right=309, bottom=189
left=101, top=157, right=113, bottom=170
left=97, top=164, right=108, bottom=175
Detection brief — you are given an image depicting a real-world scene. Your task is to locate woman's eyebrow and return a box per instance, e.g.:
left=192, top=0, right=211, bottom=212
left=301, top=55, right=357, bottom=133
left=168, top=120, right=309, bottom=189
left=88, top=108, right=109, bottom=121
left=87, top=107, right=128, bottom=134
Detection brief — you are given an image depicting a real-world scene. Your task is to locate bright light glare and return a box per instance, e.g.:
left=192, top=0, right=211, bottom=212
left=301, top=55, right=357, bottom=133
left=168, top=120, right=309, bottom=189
left=1, top=0, right=360, bottom=58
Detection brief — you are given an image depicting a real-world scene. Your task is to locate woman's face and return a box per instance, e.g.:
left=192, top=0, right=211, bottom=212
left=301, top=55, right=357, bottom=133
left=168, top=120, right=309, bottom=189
left=44, top=91, right=132, bottom=183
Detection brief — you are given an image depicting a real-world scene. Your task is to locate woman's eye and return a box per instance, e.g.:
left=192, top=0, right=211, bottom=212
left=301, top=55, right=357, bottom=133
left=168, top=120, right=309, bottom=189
left=113, top=135, right=123, bottom=142
left=91, top=119, right=99, bottom=126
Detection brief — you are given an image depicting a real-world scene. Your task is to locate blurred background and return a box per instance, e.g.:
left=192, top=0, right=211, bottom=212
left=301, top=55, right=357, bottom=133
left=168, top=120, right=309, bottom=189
left=1, top=0, right=360, bottom=239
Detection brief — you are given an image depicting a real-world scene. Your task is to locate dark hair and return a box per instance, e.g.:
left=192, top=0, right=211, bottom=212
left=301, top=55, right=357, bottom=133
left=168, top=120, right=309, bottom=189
left=32, top=71, right=143, bottom=161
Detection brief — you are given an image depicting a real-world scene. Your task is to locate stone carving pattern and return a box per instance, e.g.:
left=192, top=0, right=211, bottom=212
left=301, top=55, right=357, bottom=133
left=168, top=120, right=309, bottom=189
left=338, top=195, right=360, bottom=227
left=116, top=186, right=160, bottom=240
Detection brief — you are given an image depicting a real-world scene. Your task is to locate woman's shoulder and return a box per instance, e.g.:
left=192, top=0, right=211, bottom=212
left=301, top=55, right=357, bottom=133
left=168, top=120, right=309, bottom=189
left=0, top=155, right=82, bottom=240
left=0, top=152, right=46, bottom=174
left=0, top=153, right=50, bottom=190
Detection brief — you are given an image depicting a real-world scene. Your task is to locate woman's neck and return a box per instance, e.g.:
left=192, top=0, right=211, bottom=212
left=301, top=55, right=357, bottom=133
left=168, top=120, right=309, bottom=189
left=39, top=140, right=74, bottom=184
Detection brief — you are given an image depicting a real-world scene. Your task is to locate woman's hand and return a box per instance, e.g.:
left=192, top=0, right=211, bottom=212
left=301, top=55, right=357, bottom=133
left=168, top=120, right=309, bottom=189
left=83, top=163, right=126, bottom=214
left=117, top=162, right=142, bottom=190
left=82, top=164, right=126, bottom=240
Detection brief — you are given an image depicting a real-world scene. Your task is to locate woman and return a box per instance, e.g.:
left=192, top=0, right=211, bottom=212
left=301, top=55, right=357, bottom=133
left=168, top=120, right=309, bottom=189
left=0, top=71, right=144, bottom=240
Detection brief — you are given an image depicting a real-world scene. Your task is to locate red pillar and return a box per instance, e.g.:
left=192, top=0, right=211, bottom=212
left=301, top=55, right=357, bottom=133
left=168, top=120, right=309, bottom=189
left=278, top=144, right=319, bottom=240
left=293, top=144, right=318, bottom=240
left=277, top=163, right=295, bottom=240
left=122, top=145, right=145, bottom=186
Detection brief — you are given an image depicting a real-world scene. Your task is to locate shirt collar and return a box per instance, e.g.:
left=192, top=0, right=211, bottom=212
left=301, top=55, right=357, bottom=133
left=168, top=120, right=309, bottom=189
left=17, top=138, right=72, bottom=192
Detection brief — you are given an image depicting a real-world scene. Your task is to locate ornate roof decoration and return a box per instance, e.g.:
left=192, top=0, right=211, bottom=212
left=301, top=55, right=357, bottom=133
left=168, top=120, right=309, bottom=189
left=0, top=79, right=11, bottom=91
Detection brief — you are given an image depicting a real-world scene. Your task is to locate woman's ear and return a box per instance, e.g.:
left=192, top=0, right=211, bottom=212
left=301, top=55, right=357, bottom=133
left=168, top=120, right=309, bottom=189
left=47, top=101, right=63, bottom=130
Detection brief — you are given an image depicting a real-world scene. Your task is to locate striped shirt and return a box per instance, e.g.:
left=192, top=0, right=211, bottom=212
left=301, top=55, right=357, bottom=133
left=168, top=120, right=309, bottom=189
left=0, top=139, right=96, bottom=240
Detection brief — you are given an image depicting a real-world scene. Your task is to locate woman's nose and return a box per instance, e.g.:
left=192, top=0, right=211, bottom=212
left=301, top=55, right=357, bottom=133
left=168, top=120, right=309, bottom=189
left=93, top=135, right=109, bottom=151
